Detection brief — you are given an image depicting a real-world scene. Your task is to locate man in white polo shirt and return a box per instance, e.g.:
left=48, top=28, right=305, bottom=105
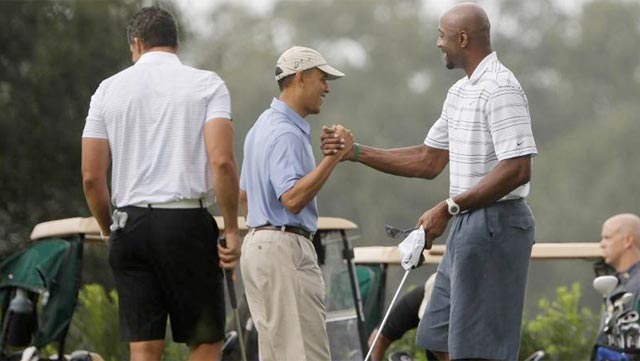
left=323, top=3, right=536, bottom=360
left=81, top=7, right=239, bottom=361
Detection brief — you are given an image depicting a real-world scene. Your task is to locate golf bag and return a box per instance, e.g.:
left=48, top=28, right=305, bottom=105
left=0, top=236, right=88, bottom=360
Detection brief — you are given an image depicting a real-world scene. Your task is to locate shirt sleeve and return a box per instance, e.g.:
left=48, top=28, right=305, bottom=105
left=205, top=78, right=232, bottom=122
left=239, top=158, right=247, bottom=192
left=82, top=83, right=108, bottom=139
left=487, top=85, right=538, bottom=160
left=424, top=98, right=449, bottom=150
left=268, top=132, right=306, bottom=199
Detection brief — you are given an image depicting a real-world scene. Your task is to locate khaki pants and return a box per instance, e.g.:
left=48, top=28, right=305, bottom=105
left=240, top=229, right=330, bottom=361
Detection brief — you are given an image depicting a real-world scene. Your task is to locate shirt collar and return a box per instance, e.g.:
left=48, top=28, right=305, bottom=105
left=136, top=51, right=182, bottom=65
left=618, top=260, right=640, bottom=282
left=468, top=51, right=498, bottom=84
left=270, top=98, right=311, bottom=136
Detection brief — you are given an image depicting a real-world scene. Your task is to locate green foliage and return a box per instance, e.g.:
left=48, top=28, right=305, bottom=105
left=520, top=283, right=599, bottom=360
left=387, top=328, right=427, bottom=361
left=63, top=284, right=127, bottom=361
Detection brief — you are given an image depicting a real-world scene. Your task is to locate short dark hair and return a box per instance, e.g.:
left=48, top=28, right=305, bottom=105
left=127, top=7, right=178, bottom=48
left=276, top=67, right=315, bottom=91
left=276, top=66, right=294, bottom=91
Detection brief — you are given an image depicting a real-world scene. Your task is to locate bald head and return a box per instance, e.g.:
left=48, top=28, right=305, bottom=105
left=600, top=213, right=640, bottom=271
left=605, top=213, right=640, bottom=245
left=440, top=2, right=491, bottom=48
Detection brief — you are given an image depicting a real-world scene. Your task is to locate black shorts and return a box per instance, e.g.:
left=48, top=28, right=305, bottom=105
left=108, top=206, right=225, bottom=345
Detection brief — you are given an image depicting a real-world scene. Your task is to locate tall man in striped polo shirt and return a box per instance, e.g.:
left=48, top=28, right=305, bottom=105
left=81, top=7, right=239, bottom=361
left=323, top=3, right=537, bottom=360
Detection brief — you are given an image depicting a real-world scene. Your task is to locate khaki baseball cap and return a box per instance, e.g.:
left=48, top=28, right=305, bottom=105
left=275, top=46, right=345, bottom=81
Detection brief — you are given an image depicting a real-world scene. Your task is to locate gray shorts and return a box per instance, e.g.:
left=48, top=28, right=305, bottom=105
left=416, top=199, right=535, bottom=360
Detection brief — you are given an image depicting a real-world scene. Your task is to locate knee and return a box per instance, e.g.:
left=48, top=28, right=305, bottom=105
left=189, top=341, right=223, bottom=361
left=129, top=340, right=164, bottom=361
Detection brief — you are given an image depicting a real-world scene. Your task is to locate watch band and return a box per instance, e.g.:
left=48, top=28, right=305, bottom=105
left=446, top=197, right=460, bottom=216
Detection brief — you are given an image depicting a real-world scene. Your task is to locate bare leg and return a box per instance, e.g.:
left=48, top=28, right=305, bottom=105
left=367, top=328, right=393, bottom=361
left=189, top=341, right=223, bottom=361
left=434, top=351, right=450, bottom=361
left=130, top=340, right=164, bottom=361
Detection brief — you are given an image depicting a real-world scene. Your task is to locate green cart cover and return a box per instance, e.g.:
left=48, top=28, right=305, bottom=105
left=0, top=236, right=83, bottom=348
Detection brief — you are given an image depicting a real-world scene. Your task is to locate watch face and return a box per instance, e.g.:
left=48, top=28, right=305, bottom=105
left=450, top=205, right=459, bottom=214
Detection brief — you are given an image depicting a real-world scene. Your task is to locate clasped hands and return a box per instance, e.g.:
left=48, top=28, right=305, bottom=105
left=320, top=124, right=355, bottom=161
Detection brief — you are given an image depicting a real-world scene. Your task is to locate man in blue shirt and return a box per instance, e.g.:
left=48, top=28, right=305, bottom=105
left=239, top=46, right=352, bottom=361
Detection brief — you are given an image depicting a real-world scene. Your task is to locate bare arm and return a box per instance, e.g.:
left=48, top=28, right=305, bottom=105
left=204, top=118, right=240, bottom=269
left=81, top=138, right=112, bottom=236
left=320, top=127, right=448, bottom=179
left=280, top=127, right=353, bottom=214
left=417, top=155, right=532, bottom=248
left=454, top=155, right=531, bottom=210
left=356, top=144, right=448, bottom=179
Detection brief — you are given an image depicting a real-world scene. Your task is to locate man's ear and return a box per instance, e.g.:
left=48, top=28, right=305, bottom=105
left=293, top=71, right=304, bottom=88
left=133, top=37, right=145, bottom=53
left=624, top=234, right=634, bottom=250
left=459, top=31, right=469, bottom=48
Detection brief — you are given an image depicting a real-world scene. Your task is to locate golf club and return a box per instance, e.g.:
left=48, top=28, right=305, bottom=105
left=219, top=237, right=247, bottom=361
left=366, top=225, right=427, bottom=361
left=365, top=269, right=411, bottom=361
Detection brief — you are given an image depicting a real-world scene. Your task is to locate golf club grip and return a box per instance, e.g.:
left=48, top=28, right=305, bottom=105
left=218, top=237, right=238, bottom=308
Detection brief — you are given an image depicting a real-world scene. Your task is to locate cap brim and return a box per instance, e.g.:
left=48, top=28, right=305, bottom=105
left=318, top=64, right=345, bottom=80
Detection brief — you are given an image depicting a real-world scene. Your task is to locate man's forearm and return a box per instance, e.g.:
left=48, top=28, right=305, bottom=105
left=357, top=144, right=447, bottom=179
left=280, top=155, right=341, bottom=214
left=454, top=156, right=531, bottom=211
left=212, top=161, right=240, bottom=232
left=83, top=179, right=112, bottom=236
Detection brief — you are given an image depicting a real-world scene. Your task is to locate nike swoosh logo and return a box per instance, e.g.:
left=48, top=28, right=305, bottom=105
left=517, top=139, right=524, bottom=146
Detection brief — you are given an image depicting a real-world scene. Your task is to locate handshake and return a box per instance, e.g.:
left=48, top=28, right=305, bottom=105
left=320, top=124, right=357, bottom=161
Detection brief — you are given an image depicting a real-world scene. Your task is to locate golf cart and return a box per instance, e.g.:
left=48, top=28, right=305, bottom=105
left=0, top=217, right=104, bottom=361
left=2, top=215, right=623, bottom=361
left=4, top=216, right=375, bottom=361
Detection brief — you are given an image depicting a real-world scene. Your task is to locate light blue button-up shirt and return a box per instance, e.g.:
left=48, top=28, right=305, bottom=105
left=240, top=98, right=318, bottom=232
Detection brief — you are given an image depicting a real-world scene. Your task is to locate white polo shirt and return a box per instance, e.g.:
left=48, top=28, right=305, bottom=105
left=82, top=51, right=231, bottom=207
left=425, top=52, right=537, bottom=199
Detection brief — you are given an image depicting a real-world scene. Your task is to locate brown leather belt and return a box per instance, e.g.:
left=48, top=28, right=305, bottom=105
left=252, top=224, right=313, bottom=240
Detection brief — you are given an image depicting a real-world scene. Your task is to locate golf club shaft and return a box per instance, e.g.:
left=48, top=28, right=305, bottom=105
left=364, top=269, right=411, bottom=361
left=219, top=238, right=248, bottom=361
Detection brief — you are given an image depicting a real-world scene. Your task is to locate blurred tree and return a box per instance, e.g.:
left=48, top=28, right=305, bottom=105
left=0, top=0, right=138, bottom=257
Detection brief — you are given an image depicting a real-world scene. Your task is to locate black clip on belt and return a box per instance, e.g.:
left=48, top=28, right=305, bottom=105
left=253, top=224, right=313, bottom=239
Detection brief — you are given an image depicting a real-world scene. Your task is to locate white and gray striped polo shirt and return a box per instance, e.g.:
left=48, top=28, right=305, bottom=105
left=425, top=52, right=537, bottom=200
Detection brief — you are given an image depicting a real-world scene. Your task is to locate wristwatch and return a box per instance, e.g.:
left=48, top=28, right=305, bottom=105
left=445, top=197, right=460, bottom=216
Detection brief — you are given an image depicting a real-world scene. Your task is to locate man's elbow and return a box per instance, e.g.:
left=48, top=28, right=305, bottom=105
left=209, top=156, right=237, bottom=174
left=518, top=167, right=531, bottom=185
left=82, top=172, right=105, bottom=191
left=513, top=163, right=531, bottom=186
left=280, top=196, right=303, bottom=215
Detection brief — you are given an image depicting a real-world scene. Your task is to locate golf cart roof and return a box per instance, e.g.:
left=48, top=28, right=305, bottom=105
left=29, top=216, right=358, bottom=241
left=30, top=217, right=603, bottom=264
left=352, top=242, right=604, bottom=264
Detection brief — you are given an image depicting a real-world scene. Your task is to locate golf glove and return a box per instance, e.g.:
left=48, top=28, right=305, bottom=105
left=398, top=226, right=425, bottom=271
